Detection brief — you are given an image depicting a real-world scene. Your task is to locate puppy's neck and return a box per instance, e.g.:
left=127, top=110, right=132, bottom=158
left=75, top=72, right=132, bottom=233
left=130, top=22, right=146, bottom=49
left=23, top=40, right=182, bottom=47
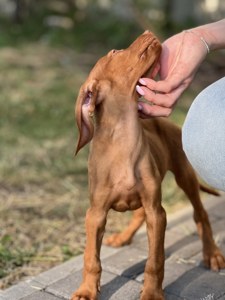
left=96, top=93, right=138, bottom=125
left=93, top=94, right=142, bottom=144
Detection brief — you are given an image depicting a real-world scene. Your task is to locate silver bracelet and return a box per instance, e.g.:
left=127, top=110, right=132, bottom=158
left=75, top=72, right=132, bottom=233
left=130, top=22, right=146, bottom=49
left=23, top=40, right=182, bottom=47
left=184, top=29, right=210, bottom=54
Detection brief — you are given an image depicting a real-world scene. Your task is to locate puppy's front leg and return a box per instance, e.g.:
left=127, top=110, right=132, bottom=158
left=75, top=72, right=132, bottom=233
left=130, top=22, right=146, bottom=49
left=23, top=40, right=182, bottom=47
left=141, top=186, right=166, bottom=300
left=72, top=206, right=108, bottom=300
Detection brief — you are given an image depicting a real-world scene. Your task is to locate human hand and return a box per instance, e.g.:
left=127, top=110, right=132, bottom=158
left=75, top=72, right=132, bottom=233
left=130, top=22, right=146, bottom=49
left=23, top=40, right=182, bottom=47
left=137, top=30, right=208, bottom=117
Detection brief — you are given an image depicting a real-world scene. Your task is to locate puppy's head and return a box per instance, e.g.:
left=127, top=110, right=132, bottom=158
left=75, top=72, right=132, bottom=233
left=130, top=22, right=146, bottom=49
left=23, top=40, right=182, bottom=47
left=75, top=31, right=161, bottom=154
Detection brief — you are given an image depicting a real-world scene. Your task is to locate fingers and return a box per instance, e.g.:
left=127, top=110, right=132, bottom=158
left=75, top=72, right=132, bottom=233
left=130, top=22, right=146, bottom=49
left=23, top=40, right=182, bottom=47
left=137, top=85, right=173, bottom=117
left=139, top=75, right=185, bottom=94
left=136, top=77, right=189, bottom=117
left=138, top=102, right=172, bottom=118
left=136, top=85, right=173, bottom=108
left=136, top=83, right=184, bottom=106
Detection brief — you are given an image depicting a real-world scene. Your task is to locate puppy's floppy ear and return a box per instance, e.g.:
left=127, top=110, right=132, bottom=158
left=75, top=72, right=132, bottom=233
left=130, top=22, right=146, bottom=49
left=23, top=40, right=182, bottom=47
left=75, top=80, right=98, bottom=155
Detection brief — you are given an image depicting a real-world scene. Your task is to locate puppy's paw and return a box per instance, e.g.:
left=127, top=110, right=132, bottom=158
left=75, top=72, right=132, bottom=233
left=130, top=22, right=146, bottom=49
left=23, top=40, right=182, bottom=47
left=204, top=248, right=225, bottom=271
left=71, top=285, right=98, bottom=300
left=104, top=233, right=132, bottom=247
left=140, top=288, right=164, bottom=300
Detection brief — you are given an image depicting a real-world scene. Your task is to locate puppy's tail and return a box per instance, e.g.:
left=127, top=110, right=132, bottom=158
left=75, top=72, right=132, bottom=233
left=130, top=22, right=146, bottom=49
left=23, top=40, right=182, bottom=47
left=200, top=184, right=220, bottom=196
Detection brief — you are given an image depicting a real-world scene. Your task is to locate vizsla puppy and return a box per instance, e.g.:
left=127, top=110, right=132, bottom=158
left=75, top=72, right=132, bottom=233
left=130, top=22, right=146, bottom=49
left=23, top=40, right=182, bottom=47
left=72, top=31, right=225, bottom=300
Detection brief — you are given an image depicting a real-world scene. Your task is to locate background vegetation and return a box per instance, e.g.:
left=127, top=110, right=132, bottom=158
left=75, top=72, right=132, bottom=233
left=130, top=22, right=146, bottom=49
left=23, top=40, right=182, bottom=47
left=0, top=0, right=224, bottom=289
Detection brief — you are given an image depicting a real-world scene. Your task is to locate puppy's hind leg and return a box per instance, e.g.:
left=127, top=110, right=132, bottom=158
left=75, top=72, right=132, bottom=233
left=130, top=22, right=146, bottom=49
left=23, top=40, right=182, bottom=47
left=173, top=160, right=225, bottom=271
left=104, top=207, right=145, bottom=247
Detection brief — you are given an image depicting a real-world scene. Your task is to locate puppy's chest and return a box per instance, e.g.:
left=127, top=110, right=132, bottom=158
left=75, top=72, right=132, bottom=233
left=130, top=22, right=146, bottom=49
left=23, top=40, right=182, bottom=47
left=90, top=160, right=144, bottom=212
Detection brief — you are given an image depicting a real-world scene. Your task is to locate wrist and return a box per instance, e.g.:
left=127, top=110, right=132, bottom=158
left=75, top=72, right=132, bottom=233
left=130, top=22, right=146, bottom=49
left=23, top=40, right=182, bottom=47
left=194, top=19, right=225, bottom=51
left=184, top=30, right=210, bottom=54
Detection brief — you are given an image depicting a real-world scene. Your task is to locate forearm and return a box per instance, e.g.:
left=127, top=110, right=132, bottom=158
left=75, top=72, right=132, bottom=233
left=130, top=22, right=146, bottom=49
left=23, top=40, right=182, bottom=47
left=195, top=19, right=225, bottom=51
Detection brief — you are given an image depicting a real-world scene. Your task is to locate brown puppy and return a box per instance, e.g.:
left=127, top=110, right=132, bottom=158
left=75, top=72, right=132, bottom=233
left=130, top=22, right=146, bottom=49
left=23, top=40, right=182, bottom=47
left=72, top=31, right=225, bottom=300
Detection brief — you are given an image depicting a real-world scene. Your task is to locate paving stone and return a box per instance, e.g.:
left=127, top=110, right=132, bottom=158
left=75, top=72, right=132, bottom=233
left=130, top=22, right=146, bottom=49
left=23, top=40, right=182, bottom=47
left=136, top=247, right=201, bottom=285
left=46, top=270, right=142, bottom=300
left=0, top=282, right=36, bottom=300
left=206, top=194, right=225, bottom=217
left=190, top=243, right=225, bottom=273
left=212, top=220, right=225, bottom=240
left=205, top=193, right=225, bottom=205
left=102, top=246, right=147, bottom=279
left=168, top=234, right=202, bottom=261
left=164, top=231, right=200, bottom=261
left=189, top=251, right=206, bottom=268
left=21, top=291, right=61, bottom=300
left=133, top=227, right=201, bottom=262
left=29, top=244, right=120, bottom=290
left=26, top=278, right=46, bottom=291
left=166, top=204, right=193, bottom=231
left=169, top=217, right=199, bottom=236
left=130, top=226, right=196, bottom=258
left=130, top=229, right=185, bottom=252
left=164, top=230, right=185, bottom=250
left=30, top=255, right=83, bottom=288
left=163, top=258, right=197, bottom=289
left=165, top=265, right=225, bottom=300
left=131, top=231, right=148, bottom=251
left=166, top=194, right=224, bottom=233
left=0, top=291, right=5, bottom=300
left=101, top=245, right=123, bottom=259
left=99, top=271, right=141, bottom=300
left=131, top=234, right=148, bottom=252
left=164, top=292, right=183, bottom=300
left=46, top=270, right=82, bottom=299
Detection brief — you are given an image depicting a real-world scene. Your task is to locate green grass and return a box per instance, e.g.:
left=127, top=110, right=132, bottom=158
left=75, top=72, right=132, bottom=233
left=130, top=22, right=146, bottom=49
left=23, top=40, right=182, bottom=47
left=0, top=43, right=90, bottom=287
left=0, top=43, right=88, bottom=189
left=0, top=235, right=33, bottom=279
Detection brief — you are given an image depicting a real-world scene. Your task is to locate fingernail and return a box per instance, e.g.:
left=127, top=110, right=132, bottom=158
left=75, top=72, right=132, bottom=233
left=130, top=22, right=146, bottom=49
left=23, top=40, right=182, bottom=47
left=136, top=85, right=145, bottom=96
left=138, top=103, right=143, bottom=111
left=139, top=78, right=147, bottom=85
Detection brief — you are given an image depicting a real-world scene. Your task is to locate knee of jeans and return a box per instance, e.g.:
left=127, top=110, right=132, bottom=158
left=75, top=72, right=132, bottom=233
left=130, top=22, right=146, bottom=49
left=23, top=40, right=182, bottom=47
left=182, top=77, right=225, bottom=191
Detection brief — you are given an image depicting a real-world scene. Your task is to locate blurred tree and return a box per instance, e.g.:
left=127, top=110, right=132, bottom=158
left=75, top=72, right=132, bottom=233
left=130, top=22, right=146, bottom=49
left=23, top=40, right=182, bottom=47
left=12, top=0, right=78, bottom=23
left=0, top=0, right=224, bottom=49
left=14, top=0, right=31, bottom=23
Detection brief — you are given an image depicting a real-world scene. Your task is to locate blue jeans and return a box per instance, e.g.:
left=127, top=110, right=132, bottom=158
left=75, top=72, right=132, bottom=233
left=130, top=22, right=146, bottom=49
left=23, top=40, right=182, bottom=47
left=182, top=77, right=225, bottom=191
